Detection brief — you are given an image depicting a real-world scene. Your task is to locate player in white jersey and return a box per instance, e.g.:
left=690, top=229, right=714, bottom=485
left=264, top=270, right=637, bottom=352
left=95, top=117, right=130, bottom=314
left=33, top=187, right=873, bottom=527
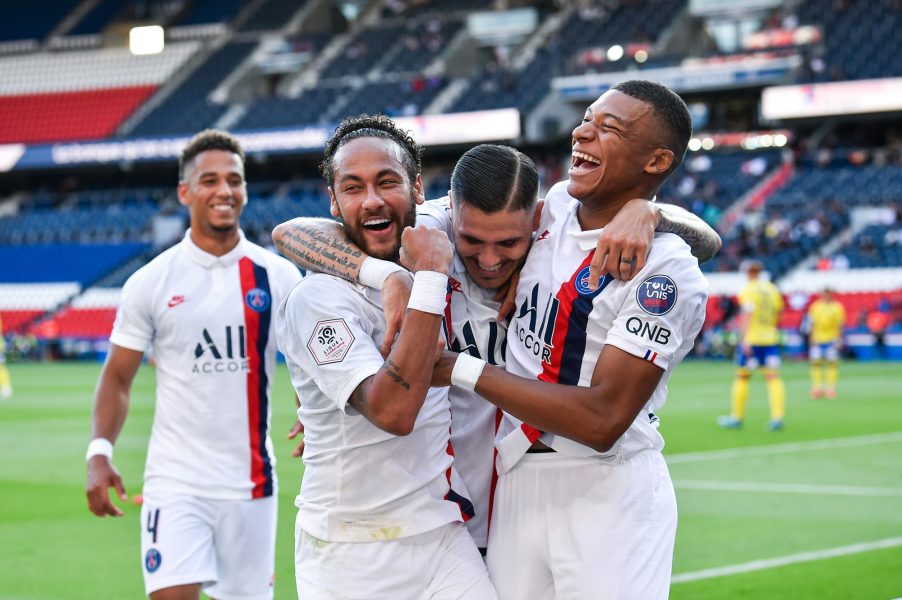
left=431, top=81, right=709, bottom=599
left=273, top=140, right=720, bottom=560
left=85, top=130, right=302, bottom=600
left=276, top=115, right=496, bottom=599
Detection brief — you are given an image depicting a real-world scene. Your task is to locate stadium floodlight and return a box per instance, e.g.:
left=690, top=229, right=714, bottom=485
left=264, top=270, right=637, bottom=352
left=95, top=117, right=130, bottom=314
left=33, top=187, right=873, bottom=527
left=129, top=25, right=165, bottom=55
left=701, top=137, right=715, bottom=150
left=688, top=138, right=702, bottom=151
left=634, top=50, right=648, bottom=63
left=606, top=45, right=624, bottom=62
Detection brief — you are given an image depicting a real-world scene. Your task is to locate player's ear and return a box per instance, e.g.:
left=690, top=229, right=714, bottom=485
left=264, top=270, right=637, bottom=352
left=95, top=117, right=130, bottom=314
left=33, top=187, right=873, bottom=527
left=413, top=175, right=425, bottom=205
left=532, top=199, right=544, bottom=231
left=327, top=186, right=340, bottom=218
left=177, top=182, right=190, bottom=207
left=644, top=148, right=674, bottom=176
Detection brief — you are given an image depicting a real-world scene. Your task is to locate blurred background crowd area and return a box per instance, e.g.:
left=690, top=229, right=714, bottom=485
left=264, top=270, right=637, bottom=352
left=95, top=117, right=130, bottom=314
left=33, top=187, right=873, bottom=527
left=1, top=0, right=901, bottom=362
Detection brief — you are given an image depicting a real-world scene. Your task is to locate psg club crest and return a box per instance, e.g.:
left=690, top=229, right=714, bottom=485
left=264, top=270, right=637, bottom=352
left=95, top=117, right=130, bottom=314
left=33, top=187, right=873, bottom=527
left=244, top=288, right=271, bottom=313
left=574, top=266, right=611, bottom=297
left=636, top=274, right=678, bottom=315
left=145, top=548, right=162, bottom=573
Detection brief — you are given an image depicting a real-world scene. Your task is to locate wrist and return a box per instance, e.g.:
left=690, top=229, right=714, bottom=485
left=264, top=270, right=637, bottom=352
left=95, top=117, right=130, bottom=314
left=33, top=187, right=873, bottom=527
left=86, top=437, right=113, bottom=461
left=407, top=271, right=448, bottom=315
left=359, top=257, right=407, bottom=289
left=451, top=354, right=486, bottom=391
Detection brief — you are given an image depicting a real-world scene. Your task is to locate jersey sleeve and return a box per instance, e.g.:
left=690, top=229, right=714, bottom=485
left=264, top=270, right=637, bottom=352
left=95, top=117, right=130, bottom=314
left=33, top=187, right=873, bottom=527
left=269, top=254, right=303, bottom=300
left=278, top=277, right=383, bottom=413
left=108, top=268, right=155, bottom=352
left=604, top=238, right=708, bottom=371
left=416, top=197, right=455, bottom=240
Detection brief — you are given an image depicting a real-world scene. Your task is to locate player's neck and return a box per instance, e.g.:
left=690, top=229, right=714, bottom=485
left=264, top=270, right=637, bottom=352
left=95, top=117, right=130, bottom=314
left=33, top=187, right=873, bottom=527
left=190, top=226, right=241, bottom=257
left=576, top=185, right=658, bottom=231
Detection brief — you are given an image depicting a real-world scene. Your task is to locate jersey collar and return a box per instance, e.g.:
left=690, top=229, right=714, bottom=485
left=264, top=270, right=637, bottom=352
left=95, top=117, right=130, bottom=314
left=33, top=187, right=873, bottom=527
left=564, top=200, right=605, bottom=252
left=180, top=228, right=247, bottom=268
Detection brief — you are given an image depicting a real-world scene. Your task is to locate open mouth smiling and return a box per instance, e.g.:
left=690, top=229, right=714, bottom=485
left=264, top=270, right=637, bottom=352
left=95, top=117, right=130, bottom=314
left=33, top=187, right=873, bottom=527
left=571, top=151, right=602, bottom=173
left=363, top=217, right=392, bottom=232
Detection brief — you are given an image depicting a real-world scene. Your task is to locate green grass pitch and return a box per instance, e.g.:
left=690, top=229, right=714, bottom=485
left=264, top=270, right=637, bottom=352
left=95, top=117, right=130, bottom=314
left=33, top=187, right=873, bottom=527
left=0, top=360, right=900, bottom=599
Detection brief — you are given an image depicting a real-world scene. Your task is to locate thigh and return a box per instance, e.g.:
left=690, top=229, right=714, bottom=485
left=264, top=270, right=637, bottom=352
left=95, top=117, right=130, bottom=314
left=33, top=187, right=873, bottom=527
left=140, top=494, right=216, bottom=597
left=549, top=452, right=677, bottom=600
left=762, top=346, right=781, bottom=369
left=427, top=523, right=497, bottom=600
left=296, top=523, right=491, bottom=600
left=825, top=343, right=839, bottom=362
left=208, top=496, right=277, bottom=600
left=486, top=464, right=554, bottom=600
left=809, top=343, right=824, bottom=360
left=295, top=521, right=423, bottom=600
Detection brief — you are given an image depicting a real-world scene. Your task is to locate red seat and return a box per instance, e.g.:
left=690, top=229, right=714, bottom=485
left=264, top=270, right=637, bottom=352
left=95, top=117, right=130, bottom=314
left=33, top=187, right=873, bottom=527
left=0, top=85, right=157, bottom=144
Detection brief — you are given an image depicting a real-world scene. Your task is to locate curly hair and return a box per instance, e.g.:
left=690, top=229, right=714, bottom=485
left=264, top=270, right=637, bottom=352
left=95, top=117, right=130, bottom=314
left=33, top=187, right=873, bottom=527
left=179, top=129, right=244, bottom=180
left=319, top=114, right=422, bottom=187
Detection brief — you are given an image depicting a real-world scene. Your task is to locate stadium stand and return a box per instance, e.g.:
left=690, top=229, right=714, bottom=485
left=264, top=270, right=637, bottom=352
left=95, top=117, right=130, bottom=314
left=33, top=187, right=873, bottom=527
left=1, top=0, right=901, bottom=362
left=0, top=1, right=81, bottom=43
left=127, top=40, right=258, bottom=137
left=0, top=42, right=200, bottom=143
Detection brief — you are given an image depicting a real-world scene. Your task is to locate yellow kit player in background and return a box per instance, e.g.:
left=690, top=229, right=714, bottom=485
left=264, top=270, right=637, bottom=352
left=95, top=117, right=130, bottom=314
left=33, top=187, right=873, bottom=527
left=0, top=315, right=12, bottom=399
left=719, top=261, right=786, bottom=431
left=807, top=288, right=846, bottom=399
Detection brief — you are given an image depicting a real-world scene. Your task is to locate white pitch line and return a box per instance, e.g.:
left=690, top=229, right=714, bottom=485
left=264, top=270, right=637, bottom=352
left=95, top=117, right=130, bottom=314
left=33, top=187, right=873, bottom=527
left=673, top=479, right=902, bottom=497
left=666, top=431, right=902, bottom=464
left=672, top=536, right=902, bottom=583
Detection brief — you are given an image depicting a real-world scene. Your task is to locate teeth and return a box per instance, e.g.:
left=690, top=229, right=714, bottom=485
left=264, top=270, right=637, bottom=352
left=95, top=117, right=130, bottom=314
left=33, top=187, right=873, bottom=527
left=213, top=205, right=232, bottom=211
left=477, top=262, right=502, bottom=272
left=364, top=218, right=391, bottom=226
left=573, top=151, right=601, bottom=165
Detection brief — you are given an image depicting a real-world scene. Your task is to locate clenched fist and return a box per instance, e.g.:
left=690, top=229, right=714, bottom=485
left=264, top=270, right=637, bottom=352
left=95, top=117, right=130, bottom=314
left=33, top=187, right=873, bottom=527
left=399, top=225, right=453, bottom=275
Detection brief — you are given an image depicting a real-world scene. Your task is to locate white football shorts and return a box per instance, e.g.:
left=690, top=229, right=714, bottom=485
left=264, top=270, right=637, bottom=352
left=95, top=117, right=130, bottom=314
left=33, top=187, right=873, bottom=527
left=486, top=449, right=677, bottom=600
left=140, top=492, right=276, bottom=599
left=295, top=519, right=497, bottom=599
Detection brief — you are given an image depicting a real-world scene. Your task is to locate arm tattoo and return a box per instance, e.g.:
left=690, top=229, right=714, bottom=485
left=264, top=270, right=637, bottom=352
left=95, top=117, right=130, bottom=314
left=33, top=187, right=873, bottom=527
left=275, top=222, right=366, bottom=278
left=655, top=204, right=722, bottom=263
left=381, top=358, right=411, bottom=390
left=349, top=383, right=368, bottom=411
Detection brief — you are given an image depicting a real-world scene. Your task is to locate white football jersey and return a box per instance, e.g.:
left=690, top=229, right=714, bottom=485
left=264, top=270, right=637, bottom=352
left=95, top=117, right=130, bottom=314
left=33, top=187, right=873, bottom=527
left=496, top=182, right=708, bottom=474
left=110, top=230, right=302, bottom=499
left=277, top=273, right=472, bottom=543
left=418, top=198, right=506, bottom=548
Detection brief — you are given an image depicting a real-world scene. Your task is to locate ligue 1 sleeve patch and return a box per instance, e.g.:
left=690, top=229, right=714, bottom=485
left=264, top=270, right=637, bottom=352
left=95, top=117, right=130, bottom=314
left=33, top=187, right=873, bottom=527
left=307, top=319, right=354, bottom=365
left=636, top=274, right=677, bottom=315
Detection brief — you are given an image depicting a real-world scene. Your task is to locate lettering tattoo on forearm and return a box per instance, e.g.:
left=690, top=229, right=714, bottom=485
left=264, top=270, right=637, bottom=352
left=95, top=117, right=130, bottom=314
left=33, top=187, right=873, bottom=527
left=275, top=225, right=365, bottom=276
left=656, top=205, right=721, bottom=263
left=382, top=359, right=411, bottom=390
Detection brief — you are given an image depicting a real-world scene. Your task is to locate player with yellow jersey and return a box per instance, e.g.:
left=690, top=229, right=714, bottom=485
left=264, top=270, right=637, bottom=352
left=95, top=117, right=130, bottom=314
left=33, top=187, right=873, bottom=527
left=719, top=261, right=786, bottom=430
left=0, top=315, right=12, bottom=399
left=807, top=288, right=846, bottom=399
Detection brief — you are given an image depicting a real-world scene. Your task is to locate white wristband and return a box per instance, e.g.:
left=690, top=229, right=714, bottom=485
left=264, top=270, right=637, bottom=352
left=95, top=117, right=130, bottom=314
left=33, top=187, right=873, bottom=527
left=359, top=257, right=408, bottom=290
left=407, top=271, right=448, bottom=315
left=451, top=354, right=486, bottom=391
left=86, top=438, right=114, bottom=461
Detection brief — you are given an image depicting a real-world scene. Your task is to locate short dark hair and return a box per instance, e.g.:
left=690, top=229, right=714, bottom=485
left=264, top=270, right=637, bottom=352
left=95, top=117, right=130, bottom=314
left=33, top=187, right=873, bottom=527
left=450, top=144, right=539, bottom=213
left=179, top=129, right=244, bottom=180
left=320, top=114, right=422, bottom=187
left=612, top=80, right=692, bottom=172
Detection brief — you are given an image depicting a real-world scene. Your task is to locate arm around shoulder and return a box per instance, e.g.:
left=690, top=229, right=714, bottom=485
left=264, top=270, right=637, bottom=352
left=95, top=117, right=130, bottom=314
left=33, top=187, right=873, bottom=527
left=654, top=203, right=722, bottom=262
